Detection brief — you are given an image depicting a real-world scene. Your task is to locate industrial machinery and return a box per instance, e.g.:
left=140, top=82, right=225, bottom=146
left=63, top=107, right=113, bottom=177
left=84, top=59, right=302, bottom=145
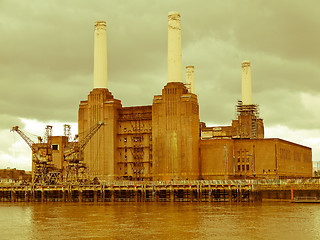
left=11, top=126, right=62, bottom=185
left=63, top=121, right=104, bottom=183
left=12, top=122, right=105, bottom=185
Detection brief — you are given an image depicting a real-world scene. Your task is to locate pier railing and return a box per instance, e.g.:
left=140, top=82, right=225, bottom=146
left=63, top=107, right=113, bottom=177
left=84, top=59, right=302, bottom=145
left=1, top=178, right=320, bottom=188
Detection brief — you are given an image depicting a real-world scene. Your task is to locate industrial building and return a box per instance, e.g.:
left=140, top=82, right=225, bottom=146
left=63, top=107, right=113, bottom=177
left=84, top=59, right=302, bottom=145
left=78, top=12, right=312, bottom=181
left=12, top=11, right=312, bottom=184
left=0, top=168, right=31, bottom=184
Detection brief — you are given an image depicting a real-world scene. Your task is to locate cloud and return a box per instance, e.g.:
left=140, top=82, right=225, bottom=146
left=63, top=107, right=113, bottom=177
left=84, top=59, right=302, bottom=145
left=265, top=125, right=320, bottom=162
left=0, top=128, right=31, bottom=170
left=0, top=0, right=320, bottom=169
left=0, top=118, right=78, bottom=170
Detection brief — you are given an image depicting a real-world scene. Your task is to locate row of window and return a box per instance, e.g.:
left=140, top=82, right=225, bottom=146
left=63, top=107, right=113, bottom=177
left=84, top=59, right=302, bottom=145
left=236, top=150, right=251, bottom=163
left=280, top=148, right=308, bottom=162
left=121, top=127, right=152, bottom=133
left=123, top=136, right=152, bottom=142
left=237, top=164, right=250, bottom=171
left=280, top=148, right=291, bottom=160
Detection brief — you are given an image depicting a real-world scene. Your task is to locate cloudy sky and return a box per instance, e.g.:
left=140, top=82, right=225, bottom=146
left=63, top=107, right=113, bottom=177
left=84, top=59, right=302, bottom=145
left=1, top=0, right=320, bottom=170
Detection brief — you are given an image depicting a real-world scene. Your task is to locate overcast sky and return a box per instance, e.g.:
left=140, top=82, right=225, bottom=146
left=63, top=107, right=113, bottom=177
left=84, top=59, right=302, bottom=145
left=1, top=0, right=320, bottom=170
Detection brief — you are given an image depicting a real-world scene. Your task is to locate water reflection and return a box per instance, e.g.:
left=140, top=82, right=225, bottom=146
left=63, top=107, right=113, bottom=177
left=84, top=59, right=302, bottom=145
left=0, top=202, right=319, bottom=239
left=0, top=204, right=32, bottom=240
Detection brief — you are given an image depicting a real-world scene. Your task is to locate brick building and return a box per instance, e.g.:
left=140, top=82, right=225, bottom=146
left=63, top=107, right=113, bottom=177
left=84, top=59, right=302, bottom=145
left=77, top=12, right=312, bottom=181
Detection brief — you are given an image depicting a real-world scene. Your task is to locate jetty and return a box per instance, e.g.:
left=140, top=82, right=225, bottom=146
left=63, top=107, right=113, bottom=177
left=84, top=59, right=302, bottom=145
left=1, top=179, right=320, bottom=203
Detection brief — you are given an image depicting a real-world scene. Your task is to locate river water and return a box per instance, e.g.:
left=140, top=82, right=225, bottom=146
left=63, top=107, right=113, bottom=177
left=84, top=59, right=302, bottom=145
left=0, top=201, right=319, bottom=240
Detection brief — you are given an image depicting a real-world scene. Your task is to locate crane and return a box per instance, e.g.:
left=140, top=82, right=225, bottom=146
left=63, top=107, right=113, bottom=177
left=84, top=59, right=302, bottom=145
left=11, top=126, right=62, bottom=185
left=63, top=121, right=104, bottom=183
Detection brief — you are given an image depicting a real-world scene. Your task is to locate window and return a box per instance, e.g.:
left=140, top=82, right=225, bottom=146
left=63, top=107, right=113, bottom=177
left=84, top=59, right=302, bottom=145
left=133, top=136, right=143, bottom=142
left=238, top=165, right=240, bottom=171
left=246, top=165, right=249, bottom=171
left=51, top=144, right=59, bottom=150
left=124, top=137, right=127, bottom=142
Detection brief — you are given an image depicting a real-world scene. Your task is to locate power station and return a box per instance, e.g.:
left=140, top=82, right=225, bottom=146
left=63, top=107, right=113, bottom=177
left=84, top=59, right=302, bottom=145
left=12, top=12, right=312, bottom=184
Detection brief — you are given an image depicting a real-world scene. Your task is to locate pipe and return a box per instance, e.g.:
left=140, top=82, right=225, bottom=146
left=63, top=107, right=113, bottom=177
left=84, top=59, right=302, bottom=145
left=186, top=66, right=195, bottom=93
left=241, top=60, right=252, bottom=105
left=94, top=21, right=108, bottom=89
left=168, top=11, right=182, bottom=83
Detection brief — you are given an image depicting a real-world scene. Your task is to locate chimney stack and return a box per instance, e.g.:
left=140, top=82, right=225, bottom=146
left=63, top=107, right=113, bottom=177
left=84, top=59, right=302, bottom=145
left=186, top=66, right=195, bottom=93
left=93, top=21, right=108, bottom=89
left=168, top=11, right=182, bottom=83
left=241, top=61, right=252, bottom=105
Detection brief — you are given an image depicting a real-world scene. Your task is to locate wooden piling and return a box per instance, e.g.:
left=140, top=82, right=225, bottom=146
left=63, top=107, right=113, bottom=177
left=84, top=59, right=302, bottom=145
left=68, top=185, right=72, bottom=202
left=41, top=188, right=44, bottom=203
left=79, top=190, right=83, bottom=203
left=134, top=188, right=138, bottom=202
left=101, top=185, right=105, bottom=202
left=170, top=188, right=174, bottom=203
left=111, top=189, right=115, bottom=202
left=62, top=188, right=66, bottom=202
left=208, top=185, right=211, bottom=202
left=228, top=189, right=231, bottom=202
left=155, top=189, right=159, bottom=202
left=11, top=190, right=15, bottom=202
left=236, top=185, right=240, bottom=202
left=94, top=189, right=98, bottom=202
left=152, top=186, right=155, bottom=201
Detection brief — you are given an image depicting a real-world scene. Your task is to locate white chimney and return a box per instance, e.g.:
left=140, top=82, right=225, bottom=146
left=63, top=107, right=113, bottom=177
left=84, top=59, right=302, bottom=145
left=168, top=11, right=182, bottom=83
left=186, top=66, right=195, bottom=93
left=93, top=21, right=108, bottom=89
left=241, top=61, right=252, bottom=105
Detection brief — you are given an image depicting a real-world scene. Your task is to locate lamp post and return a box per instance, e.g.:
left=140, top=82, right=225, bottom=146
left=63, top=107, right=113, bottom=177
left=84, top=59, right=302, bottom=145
left=224, top=145, right=227, bottom=180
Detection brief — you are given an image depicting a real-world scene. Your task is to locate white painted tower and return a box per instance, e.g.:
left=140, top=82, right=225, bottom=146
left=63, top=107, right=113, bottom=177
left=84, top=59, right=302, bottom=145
left=241, top=60, right=252, bottom=105
left=168, top=11, right=182, bottom=83
left=94, top=21, right=108, bottom=89
left=186, top=66, right=195, bottom=93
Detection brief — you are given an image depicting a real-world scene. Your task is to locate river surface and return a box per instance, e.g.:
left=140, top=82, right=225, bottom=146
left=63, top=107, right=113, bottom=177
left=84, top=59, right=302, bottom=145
left=0, top=201, right=319, bottom=240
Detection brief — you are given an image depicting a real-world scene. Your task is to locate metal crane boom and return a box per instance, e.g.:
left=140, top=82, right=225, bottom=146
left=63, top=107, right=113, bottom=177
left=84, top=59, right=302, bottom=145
left=63, top=121, right=104, bottom=183
left=79, top=121, right=104, bottom=150
left=64, top=121, right=104, bottom=159
left=11, top=126, right=35, bottom=150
